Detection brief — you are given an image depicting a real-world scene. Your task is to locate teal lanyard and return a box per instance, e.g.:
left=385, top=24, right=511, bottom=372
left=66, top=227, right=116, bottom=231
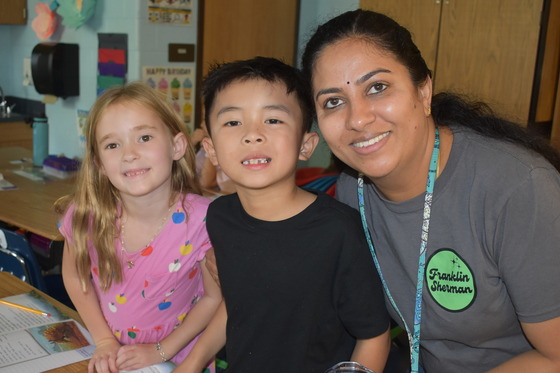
left=357, top=128, right=440, bottom=373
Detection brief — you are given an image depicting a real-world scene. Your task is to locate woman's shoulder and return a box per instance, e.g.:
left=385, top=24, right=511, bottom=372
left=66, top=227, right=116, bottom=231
left=453, top=126, right=555, bottom=173
left=334, top=169, right=360, bottom=207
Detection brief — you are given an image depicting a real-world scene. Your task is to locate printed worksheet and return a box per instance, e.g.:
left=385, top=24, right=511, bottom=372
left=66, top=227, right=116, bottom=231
left=0, top=292, right=178, bottom=372
left=0, top=292, right=94, bottom=372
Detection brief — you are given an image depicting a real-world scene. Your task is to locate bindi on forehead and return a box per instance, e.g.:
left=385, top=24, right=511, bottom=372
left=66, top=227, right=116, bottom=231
left=347, top=81, right=350, bottom=85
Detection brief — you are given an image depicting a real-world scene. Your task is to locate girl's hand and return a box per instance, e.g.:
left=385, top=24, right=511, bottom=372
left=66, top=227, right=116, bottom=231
left=89, top=338, right=121, bottom=373
left=116, top=343, right=163, bottom=371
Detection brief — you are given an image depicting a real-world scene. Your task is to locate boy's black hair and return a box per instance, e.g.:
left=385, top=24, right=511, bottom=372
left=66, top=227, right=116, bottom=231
left=202, top=56, right=314, bottom=135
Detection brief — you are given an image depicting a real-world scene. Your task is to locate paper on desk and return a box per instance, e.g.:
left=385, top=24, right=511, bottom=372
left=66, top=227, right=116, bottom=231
left=12, top=168, right=49, bottom=182
left=122, top=361, right=177, bottom=372
left=0, top=174, right=17, bottom=191
left=8, top=158, right=33, bottom=165
left=0, top=292, right=94, bottom=373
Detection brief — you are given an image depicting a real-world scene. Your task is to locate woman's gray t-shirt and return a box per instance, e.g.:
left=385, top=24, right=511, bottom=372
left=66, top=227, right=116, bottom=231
left=336, top=126, right=560, bottom=373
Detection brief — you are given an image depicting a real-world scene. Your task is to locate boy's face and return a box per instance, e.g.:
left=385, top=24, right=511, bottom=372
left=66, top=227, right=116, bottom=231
left=203, top=78, right=318, bottom=192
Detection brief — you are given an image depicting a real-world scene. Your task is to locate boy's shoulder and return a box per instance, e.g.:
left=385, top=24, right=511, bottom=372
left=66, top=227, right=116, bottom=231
left=315, top=191, right=360, bottom=217
left=208, top=193, right=238, bottom=207
left=207, top=193, right=240, bottom=218
left=206, top=192, right=362, bottom=228
left=298, top=192, right=364, bottom=233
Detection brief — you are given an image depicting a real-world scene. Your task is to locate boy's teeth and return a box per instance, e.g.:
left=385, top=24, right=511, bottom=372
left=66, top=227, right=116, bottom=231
left=353, top=132, right=390, bottom=148
left=242, top=158, right=271, bottom=165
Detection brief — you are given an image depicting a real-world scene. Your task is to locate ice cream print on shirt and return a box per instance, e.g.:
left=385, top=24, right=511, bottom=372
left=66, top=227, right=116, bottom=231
left=425, top=249, right=476, bottom=312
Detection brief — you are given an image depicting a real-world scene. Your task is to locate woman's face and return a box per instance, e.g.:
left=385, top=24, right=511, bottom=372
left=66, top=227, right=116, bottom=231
left=311, top=37, right=432, bottom=184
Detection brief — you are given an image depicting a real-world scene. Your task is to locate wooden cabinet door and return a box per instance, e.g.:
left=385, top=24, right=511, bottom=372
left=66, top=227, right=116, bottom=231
left=550, top=73, right=560, bottom=149
left=435, top=0, right=543, bottom=123
left=0, top=121, right=33, bottom=150
left=200, top=0, right=299, bottom=77
left=0, top=0, right=27, bottom=25
left=361, top=0, right=544, bottom=124
left=360, top=0, right=441, bottom=73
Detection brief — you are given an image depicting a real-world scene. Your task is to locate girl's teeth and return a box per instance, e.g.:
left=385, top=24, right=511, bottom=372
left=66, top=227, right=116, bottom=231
left=353, top=132, right=390, bottom=148
left=242, top=158, right=271, bottom=165
left=125, top=170, right=146, bottom=176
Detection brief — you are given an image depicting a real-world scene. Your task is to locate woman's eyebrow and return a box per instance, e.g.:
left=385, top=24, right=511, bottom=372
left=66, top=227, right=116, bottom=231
left=355, top=69, right=391, bottom=85
left=315, top=87, right=342, bottom=101
left=315, top=68, right=392, bottom=101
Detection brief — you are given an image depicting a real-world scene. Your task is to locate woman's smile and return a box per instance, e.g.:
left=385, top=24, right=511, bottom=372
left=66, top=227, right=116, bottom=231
left=352, top=131, right=391, bottom=148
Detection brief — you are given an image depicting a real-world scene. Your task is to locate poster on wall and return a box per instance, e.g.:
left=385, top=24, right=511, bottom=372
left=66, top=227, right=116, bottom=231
left=147, top=0, right=192, bottom=25
left=98, top=33, right=128, bottom=96
left=77, top=109, right=89, bottom=147
left=143, top=66, right=194, bottom=131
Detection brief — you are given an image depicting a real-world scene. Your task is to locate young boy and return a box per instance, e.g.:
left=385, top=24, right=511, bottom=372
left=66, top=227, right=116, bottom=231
left=175, top=57, right=390, bottom=373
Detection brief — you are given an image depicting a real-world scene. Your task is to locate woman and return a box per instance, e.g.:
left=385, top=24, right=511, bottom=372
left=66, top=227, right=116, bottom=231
left=301, top=9, right=560, bottom=373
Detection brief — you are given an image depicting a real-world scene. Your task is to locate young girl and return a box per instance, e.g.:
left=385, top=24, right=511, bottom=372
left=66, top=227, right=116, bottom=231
left=56, top=82, right=221, bottom=373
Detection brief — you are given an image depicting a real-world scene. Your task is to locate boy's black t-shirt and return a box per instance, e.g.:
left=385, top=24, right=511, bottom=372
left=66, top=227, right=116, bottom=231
left=207, top=192, right=389, bottom=373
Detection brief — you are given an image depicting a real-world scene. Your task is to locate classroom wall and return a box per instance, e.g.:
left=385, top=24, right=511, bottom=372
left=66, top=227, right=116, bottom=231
left=0, top=0, right=198, bottom=159
left=297, top=0, right=359, bottom=168
left=0, top=28, right=13, bottom=95
left=297, top=0, right=359, bottom=65
left=0, top=0, right=356, bottom=163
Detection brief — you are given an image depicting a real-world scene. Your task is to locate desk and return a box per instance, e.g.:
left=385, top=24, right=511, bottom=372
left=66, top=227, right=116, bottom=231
left=0, top=271, right=88, bottom=372
left=0, top=147, right=74, bottom=241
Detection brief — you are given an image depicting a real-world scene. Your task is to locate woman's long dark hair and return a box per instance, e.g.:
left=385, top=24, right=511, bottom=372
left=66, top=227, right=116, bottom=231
left=301, top=9, right=560, bottom=171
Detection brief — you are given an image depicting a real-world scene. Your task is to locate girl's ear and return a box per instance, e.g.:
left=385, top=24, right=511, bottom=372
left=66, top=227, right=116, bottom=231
left=172, top=132, right=188, bottom=160
left=202, top=137, right=219, bottom=166
left=299, top=132, right=320, bottom=161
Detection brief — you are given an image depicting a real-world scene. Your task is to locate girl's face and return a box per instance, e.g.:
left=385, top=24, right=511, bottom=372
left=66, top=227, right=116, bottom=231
left=95, top=101, right=186, bottom=202
left=311, top=37, right=433, bottom=187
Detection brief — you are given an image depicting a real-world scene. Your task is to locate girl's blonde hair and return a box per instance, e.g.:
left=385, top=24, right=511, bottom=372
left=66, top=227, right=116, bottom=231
left=55, top=82, right=202, bottom=292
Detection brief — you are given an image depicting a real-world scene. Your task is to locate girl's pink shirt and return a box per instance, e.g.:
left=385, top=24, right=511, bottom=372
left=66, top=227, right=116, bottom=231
left=60, top=193, right=213, bottom=365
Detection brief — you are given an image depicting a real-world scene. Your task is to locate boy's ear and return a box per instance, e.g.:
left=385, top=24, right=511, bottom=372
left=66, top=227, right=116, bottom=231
left=172, top=132, right=188, bottom=160
left=299, top=132, right=320, bottom=161
left=202, top=137, right=219, bottom=166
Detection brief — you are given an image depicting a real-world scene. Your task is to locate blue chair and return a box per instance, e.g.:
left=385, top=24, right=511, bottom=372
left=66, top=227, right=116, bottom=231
left=0, top=227, right=48, bottom=292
